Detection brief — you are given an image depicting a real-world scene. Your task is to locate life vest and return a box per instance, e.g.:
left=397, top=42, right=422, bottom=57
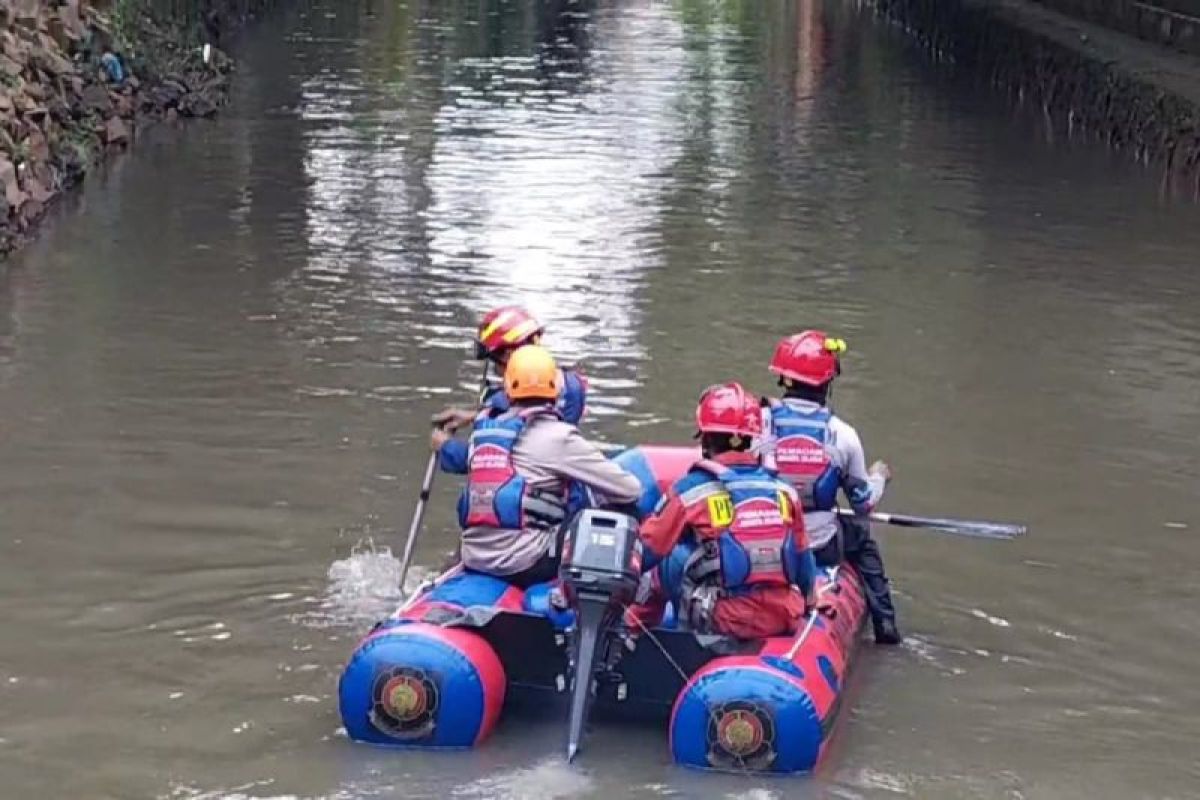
left=769, top=400, right=841, bottom=512
left=456, top=407, right=568, bottom=530
left=481, top=368, right=588, bottom=425
left=676, top=459, right=794, bottom=593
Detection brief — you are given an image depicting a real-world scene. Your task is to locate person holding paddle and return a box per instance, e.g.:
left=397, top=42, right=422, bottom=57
left=762, top=331, right=901, bottom=645
left=401, top=308, right=590, bottom=594
left=431, top=306, right=588, bottom=466
left=438, top=345, right=642, bottom=588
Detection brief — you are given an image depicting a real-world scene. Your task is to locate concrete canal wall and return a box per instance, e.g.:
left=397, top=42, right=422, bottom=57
left=870, top=0, right=1200, bottom=194
left=1033, top=0, right=1200, bottom=56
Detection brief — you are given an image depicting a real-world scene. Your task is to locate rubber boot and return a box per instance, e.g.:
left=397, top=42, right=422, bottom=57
left=840, top=517, right=902, bottom=645
left=873, top=617, right=902, bottom=645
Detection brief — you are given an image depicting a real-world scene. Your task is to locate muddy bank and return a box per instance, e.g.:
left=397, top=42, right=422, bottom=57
left=869, top=0, right=1200, bottom=196
left=0, top=0, right=248, bottom=257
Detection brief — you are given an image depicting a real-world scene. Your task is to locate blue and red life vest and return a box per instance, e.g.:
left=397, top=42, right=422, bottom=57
left=457, top=407, right=569, bottom=530
left=675, top=459, right=796, bottom=592
left=768, top=401, right=841, bottom=512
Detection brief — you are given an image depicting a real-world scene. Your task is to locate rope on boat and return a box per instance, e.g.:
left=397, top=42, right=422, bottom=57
left=784, top=565, right=840, bottom=661
left=621, top=604, right=692, bottom=683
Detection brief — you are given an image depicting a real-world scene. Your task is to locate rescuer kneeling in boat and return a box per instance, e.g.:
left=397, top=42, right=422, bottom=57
left=762, top=331, right=900, bottom=644
left=626, top=382, right=829, bottom=640
left=432, top=345, right=642, bottom=588
left=431, top=306, right=588, bottom=470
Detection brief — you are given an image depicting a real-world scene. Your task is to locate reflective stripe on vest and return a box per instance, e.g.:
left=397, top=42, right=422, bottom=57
left=459, top=407, right=567, bottom=530
left=770, top=401, right=839, bottom=511
left=677, top=459, right=791, bottom=591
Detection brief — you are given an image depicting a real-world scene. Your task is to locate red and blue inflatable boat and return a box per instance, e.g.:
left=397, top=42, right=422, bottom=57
left=338, top=446, right=868, bottom=774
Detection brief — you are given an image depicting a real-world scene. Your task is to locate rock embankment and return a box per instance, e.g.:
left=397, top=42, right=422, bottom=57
left=0, top=0, right=234, bottom=256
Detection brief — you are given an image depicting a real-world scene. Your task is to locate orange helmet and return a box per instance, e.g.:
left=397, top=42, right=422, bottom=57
left=475, top=306, right=543, bottom=359
left=504, top=345, right=560, bottom=400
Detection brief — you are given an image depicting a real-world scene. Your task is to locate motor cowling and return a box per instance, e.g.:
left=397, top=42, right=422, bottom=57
left=557, top=509, right=644, bottom=762
left=559, top=509, right=643, bottom=606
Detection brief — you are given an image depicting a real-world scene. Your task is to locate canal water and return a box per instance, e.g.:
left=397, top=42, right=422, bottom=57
left=1, top=0, right=1198, bottom=797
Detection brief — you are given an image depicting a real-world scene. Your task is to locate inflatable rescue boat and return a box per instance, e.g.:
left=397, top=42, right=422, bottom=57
left=338, top=446, right=868, bottom=774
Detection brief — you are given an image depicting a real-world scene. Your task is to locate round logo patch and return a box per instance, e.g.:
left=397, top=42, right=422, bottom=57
left=369, top=666, right=439, bottom=740
left=706, top=701, right=777, bottom=771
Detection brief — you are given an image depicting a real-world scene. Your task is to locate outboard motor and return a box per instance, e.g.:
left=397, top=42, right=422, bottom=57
left=558, top=509, right=642, bottom=761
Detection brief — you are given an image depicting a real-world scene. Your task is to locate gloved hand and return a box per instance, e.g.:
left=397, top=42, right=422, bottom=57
left=869, top=460, right=892, bottom=484
left=431, top=407, right=476, bottom=432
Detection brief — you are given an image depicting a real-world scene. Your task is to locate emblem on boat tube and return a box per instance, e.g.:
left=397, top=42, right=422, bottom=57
left=370, top=666, right=439, bottom=740
left=706, top=701, right=777, bottom=770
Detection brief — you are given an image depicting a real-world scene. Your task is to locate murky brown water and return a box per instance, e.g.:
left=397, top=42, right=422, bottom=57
left=2, top=0, right=1199, bottom=797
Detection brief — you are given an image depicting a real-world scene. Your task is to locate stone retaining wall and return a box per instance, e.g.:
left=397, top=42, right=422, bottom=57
left=870, top=0, right=1200, bottom=196
left=0, top=0, right=247, bottom=258
left=1031, top=0, right=1200, bottom=56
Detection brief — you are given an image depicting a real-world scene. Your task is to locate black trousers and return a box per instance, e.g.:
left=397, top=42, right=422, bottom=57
left=814, top=516, right=897, bottom=630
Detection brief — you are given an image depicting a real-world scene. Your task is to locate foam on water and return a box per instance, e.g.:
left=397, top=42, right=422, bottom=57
left=724, top=790, right=782, bottom=800
left=452, top=758, right=594, bottom=800
left=167, top=780, right=385, bottom=800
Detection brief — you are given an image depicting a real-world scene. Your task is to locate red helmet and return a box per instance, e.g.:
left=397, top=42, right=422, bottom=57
left=695, top=382, right=762, bottom=438
left=768, top=330, right=843, bottom=386
left=475, top=306, right=544, bottom=358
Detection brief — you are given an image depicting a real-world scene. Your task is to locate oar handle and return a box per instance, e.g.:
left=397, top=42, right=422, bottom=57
left=397, top=450, right=439, bottom=592
left=836, top=508, right=1027, bottom=540
left=398, top=362, right=492, bottom=597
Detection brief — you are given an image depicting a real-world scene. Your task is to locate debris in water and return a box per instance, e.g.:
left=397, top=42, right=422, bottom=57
left=1164, top=521, right=1188, bottom=530
left=1038, top=625, right=1078, bottom=641
left=970, top=608, right=1011, bottom=628
left=286, top=694, right=322, bottom=704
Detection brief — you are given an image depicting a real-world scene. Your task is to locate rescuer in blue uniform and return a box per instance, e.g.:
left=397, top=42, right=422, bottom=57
left=432, top=306, right=588, bottom=473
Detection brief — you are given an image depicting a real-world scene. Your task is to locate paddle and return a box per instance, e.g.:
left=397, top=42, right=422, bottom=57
left=836, top=508, right=1026, bottom=540
left=397, top=362, right=492, bottom=596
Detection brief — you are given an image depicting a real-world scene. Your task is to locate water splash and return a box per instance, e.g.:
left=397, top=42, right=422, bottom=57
left=292, top=539, right=416, bottom=630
